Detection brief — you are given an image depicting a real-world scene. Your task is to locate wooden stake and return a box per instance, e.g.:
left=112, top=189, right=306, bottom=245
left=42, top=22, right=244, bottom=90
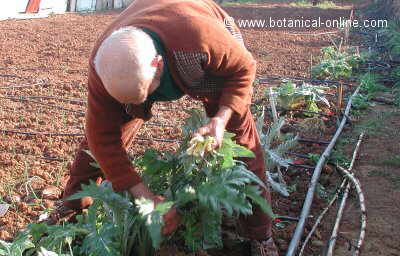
left=337, top=81, right=344, bottom=112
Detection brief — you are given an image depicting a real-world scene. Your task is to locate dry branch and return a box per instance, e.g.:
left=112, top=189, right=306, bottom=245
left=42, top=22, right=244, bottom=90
left=298, top=179, right=348, bottom=256
left=325, top=132, right=365, bottom=256
left=336, top=165, right=367, bottom=256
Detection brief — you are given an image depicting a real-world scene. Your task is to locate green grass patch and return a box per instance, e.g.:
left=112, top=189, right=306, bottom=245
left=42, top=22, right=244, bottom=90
left=290, top=0, right=339, bottom=9
left=221, top=0, right=263, bottom=6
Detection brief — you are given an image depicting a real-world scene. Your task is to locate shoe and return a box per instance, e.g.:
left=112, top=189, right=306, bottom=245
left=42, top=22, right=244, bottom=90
left=44, top=205, right=82, bottom=225
left=250, top=237, right=279, bottom=256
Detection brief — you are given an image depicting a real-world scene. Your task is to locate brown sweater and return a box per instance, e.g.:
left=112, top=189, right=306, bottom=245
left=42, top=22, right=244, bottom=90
left=86, top=0, right=257, bottom=192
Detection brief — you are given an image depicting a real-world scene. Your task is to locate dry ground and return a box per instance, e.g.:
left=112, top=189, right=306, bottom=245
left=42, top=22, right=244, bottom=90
left=3, top=1, right=398, bottom=256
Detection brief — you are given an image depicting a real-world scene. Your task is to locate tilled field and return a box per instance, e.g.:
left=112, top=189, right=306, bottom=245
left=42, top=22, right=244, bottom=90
left=0, top=2, right=353, bottom=255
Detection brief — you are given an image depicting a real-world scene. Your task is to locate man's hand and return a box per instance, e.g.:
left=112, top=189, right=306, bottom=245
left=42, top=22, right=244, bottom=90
left=129, top=183, right=180, bottom=236
left=153, top=196, right=180, bottom=236
left=194, top=106, right=233, bottom=148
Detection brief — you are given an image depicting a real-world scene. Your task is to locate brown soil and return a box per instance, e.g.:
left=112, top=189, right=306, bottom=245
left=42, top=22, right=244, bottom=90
left=323, top=103, right=400, bottom=256
left=3, top=1, right=397, bottom=256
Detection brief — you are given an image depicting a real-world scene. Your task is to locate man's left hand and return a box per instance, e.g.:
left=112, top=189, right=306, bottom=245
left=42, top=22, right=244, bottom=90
left=194, top=106, right=233, bottom=149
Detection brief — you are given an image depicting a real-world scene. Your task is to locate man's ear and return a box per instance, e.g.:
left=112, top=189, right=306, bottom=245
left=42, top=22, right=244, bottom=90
left=151, top=55, right=163, bottom=68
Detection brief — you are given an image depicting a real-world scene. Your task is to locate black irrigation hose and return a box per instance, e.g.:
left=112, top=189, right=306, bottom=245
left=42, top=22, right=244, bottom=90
left=0, top=129, right=180, bottom=143
left=298, top=138, right=330, bottom=145
left=258, top=75, right=355, bottom=86
left=0, top=96, right=85, bottom=116
left=288, top=163, right=315, bottom=170
left=0, top=83, right=41, bottom=89
left=8, top=95, right=86, bottom=105
left=0, top=130, right=84, bottom=137
left=285, top=85, right=361, bottom=256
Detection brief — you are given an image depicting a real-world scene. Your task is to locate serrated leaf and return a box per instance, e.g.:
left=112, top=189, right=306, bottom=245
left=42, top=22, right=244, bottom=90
left=267, top=171, right=290, bottom=197
left=244, top=185, right=276, bottom=219
left=135, top=198, right=173, bottom=249
left=266, top=149, right=291, bottom=168
left=80, top=223, right=119, bottom=256
left=0, top=234, right=34, bottom=256
left=37, top=247, right=68, bottom=256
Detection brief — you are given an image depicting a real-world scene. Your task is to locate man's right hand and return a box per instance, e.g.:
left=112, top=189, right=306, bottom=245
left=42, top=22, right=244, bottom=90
left=153, top=196, right=180, bottom=235
left=129, top=183, right=180, bottom=236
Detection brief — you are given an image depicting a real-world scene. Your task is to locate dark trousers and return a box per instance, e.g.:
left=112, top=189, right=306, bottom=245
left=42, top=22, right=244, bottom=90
left=62, top=103, right=272, bottom=240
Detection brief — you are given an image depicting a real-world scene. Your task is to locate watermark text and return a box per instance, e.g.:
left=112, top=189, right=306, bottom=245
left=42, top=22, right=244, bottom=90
left=224, top=16, right=388, bottom=29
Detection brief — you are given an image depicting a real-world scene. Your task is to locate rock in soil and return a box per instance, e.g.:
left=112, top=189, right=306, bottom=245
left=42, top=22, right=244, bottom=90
left=0, top=204, right=9, bottom=217
left=41, top=186, right=61, bottom=200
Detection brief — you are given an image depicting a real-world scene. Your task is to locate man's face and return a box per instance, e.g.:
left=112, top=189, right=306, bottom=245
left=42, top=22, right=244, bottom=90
left=129, top=55, right=163, bottom=105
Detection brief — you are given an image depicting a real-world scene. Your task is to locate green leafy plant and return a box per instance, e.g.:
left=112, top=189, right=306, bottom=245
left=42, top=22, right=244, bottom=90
left=359, top=72, right=385, bottom=99
left=395, top=90, right=400, bottom=107
left=256, top=113, right=298, bottom=197
left=0, top=236, right=34, bottom=256
left=329, top=150, right=351, bottom=169
left=272, top=81, right=330, bottom=115
left=1, top=109, right=274, bottom=255
left=351, top=94, right=373, bottom=110
left=312, top=46, right=364, bottom=80
left=384, top=20, right=400, bottom=58
left=290, top=0, right=338, bottom=9
left=390, top=66, right=400, bottom=106
left=308, top=153, right=321, bottom=165
left=137, top=109, right=274, bottom=251
left=390, top=66, right=400, bottom=87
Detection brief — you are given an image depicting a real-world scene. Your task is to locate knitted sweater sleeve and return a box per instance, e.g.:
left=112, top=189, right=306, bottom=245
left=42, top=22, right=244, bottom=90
left=205, top=26, right=256, bottom=116
left=85, top=66, right=142, bottom=192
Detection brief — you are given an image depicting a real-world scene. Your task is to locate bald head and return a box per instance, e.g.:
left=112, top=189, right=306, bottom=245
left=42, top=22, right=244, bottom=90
left=94, top=27, right=162, bottom=104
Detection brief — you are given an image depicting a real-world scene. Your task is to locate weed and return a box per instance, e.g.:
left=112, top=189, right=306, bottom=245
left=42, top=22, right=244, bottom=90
left=308, top=153, right=321, bottom=165
left=358, top=73, right=385, bottom=99
left=316, top=183, right=329, bottom=200
left=383, top=20, right=400, bottom=58
left=395, top=90, right=400, bottom=107
left=220, top=0, right=262, bottom=6
left=290, top=0, right=339, bottom=9
left=351, top=94, right=372, bottom=110
left=51, top=160, right=69, bottom=187
left=329, top=150, right=351, bottom=169
left=390, top=66, right=400, bottom=87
